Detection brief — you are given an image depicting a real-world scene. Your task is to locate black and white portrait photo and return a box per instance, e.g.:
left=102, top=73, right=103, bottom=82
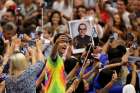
left=68, top=19, right=94, bottom=53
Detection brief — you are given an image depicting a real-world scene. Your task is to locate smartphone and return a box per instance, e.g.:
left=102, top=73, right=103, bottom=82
left=20, top=47, right=28, bottom=54
left=113, top=33, right=118, bottom=40
left=126, top=32, right=134, bottom=41
left=92, top=27, right=98, bottom=37
left=36, top=26, right=42, bottom=32
left=109, top=35, right=115, bottom=43
left=131, top=41, right=138, bottom=49
left=18, top=34, right=24, bottom=39
left=128, top=56, right=140, bottom=63
left=28, top=40, right=36, bottom=47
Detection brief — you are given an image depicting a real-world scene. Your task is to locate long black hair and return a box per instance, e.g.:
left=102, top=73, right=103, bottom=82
left=49, top=11, right=63, bottom=25
left=98, top=69, right=114, bottom=88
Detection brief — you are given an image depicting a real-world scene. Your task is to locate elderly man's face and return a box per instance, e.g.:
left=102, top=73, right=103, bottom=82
left=79, top=24, right=87, bottom=37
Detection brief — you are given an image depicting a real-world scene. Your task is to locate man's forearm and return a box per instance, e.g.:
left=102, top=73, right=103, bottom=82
left=50, top=44, right=58, bottom=60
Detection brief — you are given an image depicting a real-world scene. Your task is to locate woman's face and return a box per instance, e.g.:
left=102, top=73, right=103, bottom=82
left=78, top=7, right=86, bottom=18
left=51, top=13, right=61, bottom=25
left=114, top=14, right=121, bottom=25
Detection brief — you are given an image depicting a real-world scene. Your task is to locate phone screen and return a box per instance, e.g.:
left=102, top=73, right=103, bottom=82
left=18, top=34, right=24, bottom=39
left=128, top=56, right=140, bottom=63
left=92, top=27, right=97, bottom=37
left=28, top=40, right=36, bottom=47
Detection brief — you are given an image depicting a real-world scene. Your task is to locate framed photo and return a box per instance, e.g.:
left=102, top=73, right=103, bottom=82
left=68, top=19, right=92, bottom=38
left=68, top=19, right=94, bottom=54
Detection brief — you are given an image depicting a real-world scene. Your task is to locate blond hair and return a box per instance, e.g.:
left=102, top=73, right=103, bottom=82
left=9, top=53, right=28, bottom=76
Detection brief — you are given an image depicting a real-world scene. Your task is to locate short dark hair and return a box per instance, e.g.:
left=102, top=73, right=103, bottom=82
left=118, top=0, right=128, bottom=5
left=108, top=45, right=126, bottom=61
left=78, top=23, right=87, bottom=31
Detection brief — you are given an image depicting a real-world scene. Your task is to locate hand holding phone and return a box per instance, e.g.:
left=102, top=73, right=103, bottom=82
left=108, top=35, right=114, bottom=43
left=28, top=40, right=36, bottom=47
left=128, top=56, right=140, bottom=63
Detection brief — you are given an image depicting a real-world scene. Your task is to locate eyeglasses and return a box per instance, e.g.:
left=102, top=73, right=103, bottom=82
left=79, top=28, right=87, bottom=30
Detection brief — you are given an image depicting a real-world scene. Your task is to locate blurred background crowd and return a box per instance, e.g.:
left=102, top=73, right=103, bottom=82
left=0, top=0, right=140, bottom=93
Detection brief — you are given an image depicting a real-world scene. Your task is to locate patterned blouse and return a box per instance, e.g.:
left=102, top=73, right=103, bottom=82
left=5, top=61, right=44, bottom=93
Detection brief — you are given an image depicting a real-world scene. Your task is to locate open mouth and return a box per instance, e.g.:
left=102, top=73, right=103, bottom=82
left=62, top=46, right=67, bottom=50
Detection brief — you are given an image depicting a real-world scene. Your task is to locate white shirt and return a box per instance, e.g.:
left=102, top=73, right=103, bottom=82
left=105, top=4, right=118, bottom=14
left=0, top=7, right=7, bottom=20
left=122, top=11, right=132, bottom=29
left=52, top=1, right=72, bottom=18
left=123, top=84, right=136, bottom=93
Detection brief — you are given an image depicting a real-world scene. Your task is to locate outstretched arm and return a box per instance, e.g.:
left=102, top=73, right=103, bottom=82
left=99, top=71, right=118, bottom=93
left=0, top=81, right=5, bottom=93
left=130, top=64, right=136, bottom=86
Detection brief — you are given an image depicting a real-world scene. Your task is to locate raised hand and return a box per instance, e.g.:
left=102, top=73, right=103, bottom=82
left=36, top=39, right=43, bottom=50
left=55, top=35, right=69, bottom=45
left=36, top=39, right=44, bottom=62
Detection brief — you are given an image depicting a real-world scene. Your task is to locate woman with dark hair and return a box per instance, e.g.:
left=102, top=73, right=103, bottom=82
left=76, top=5, right=87, bottom=19
left=112, top=13, right=126, bottom=40
left=44, top=11, right=66, bottom=36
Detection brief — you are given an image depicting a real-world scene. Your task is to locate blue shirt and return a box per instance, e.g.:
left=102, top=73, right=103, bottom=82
left=109, top=84, right=123, bottom=93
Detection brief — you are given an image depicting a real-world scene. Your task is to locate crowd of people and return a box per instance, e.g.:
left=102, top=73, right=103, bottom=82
left=0, top=0, right=140, bottom=93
